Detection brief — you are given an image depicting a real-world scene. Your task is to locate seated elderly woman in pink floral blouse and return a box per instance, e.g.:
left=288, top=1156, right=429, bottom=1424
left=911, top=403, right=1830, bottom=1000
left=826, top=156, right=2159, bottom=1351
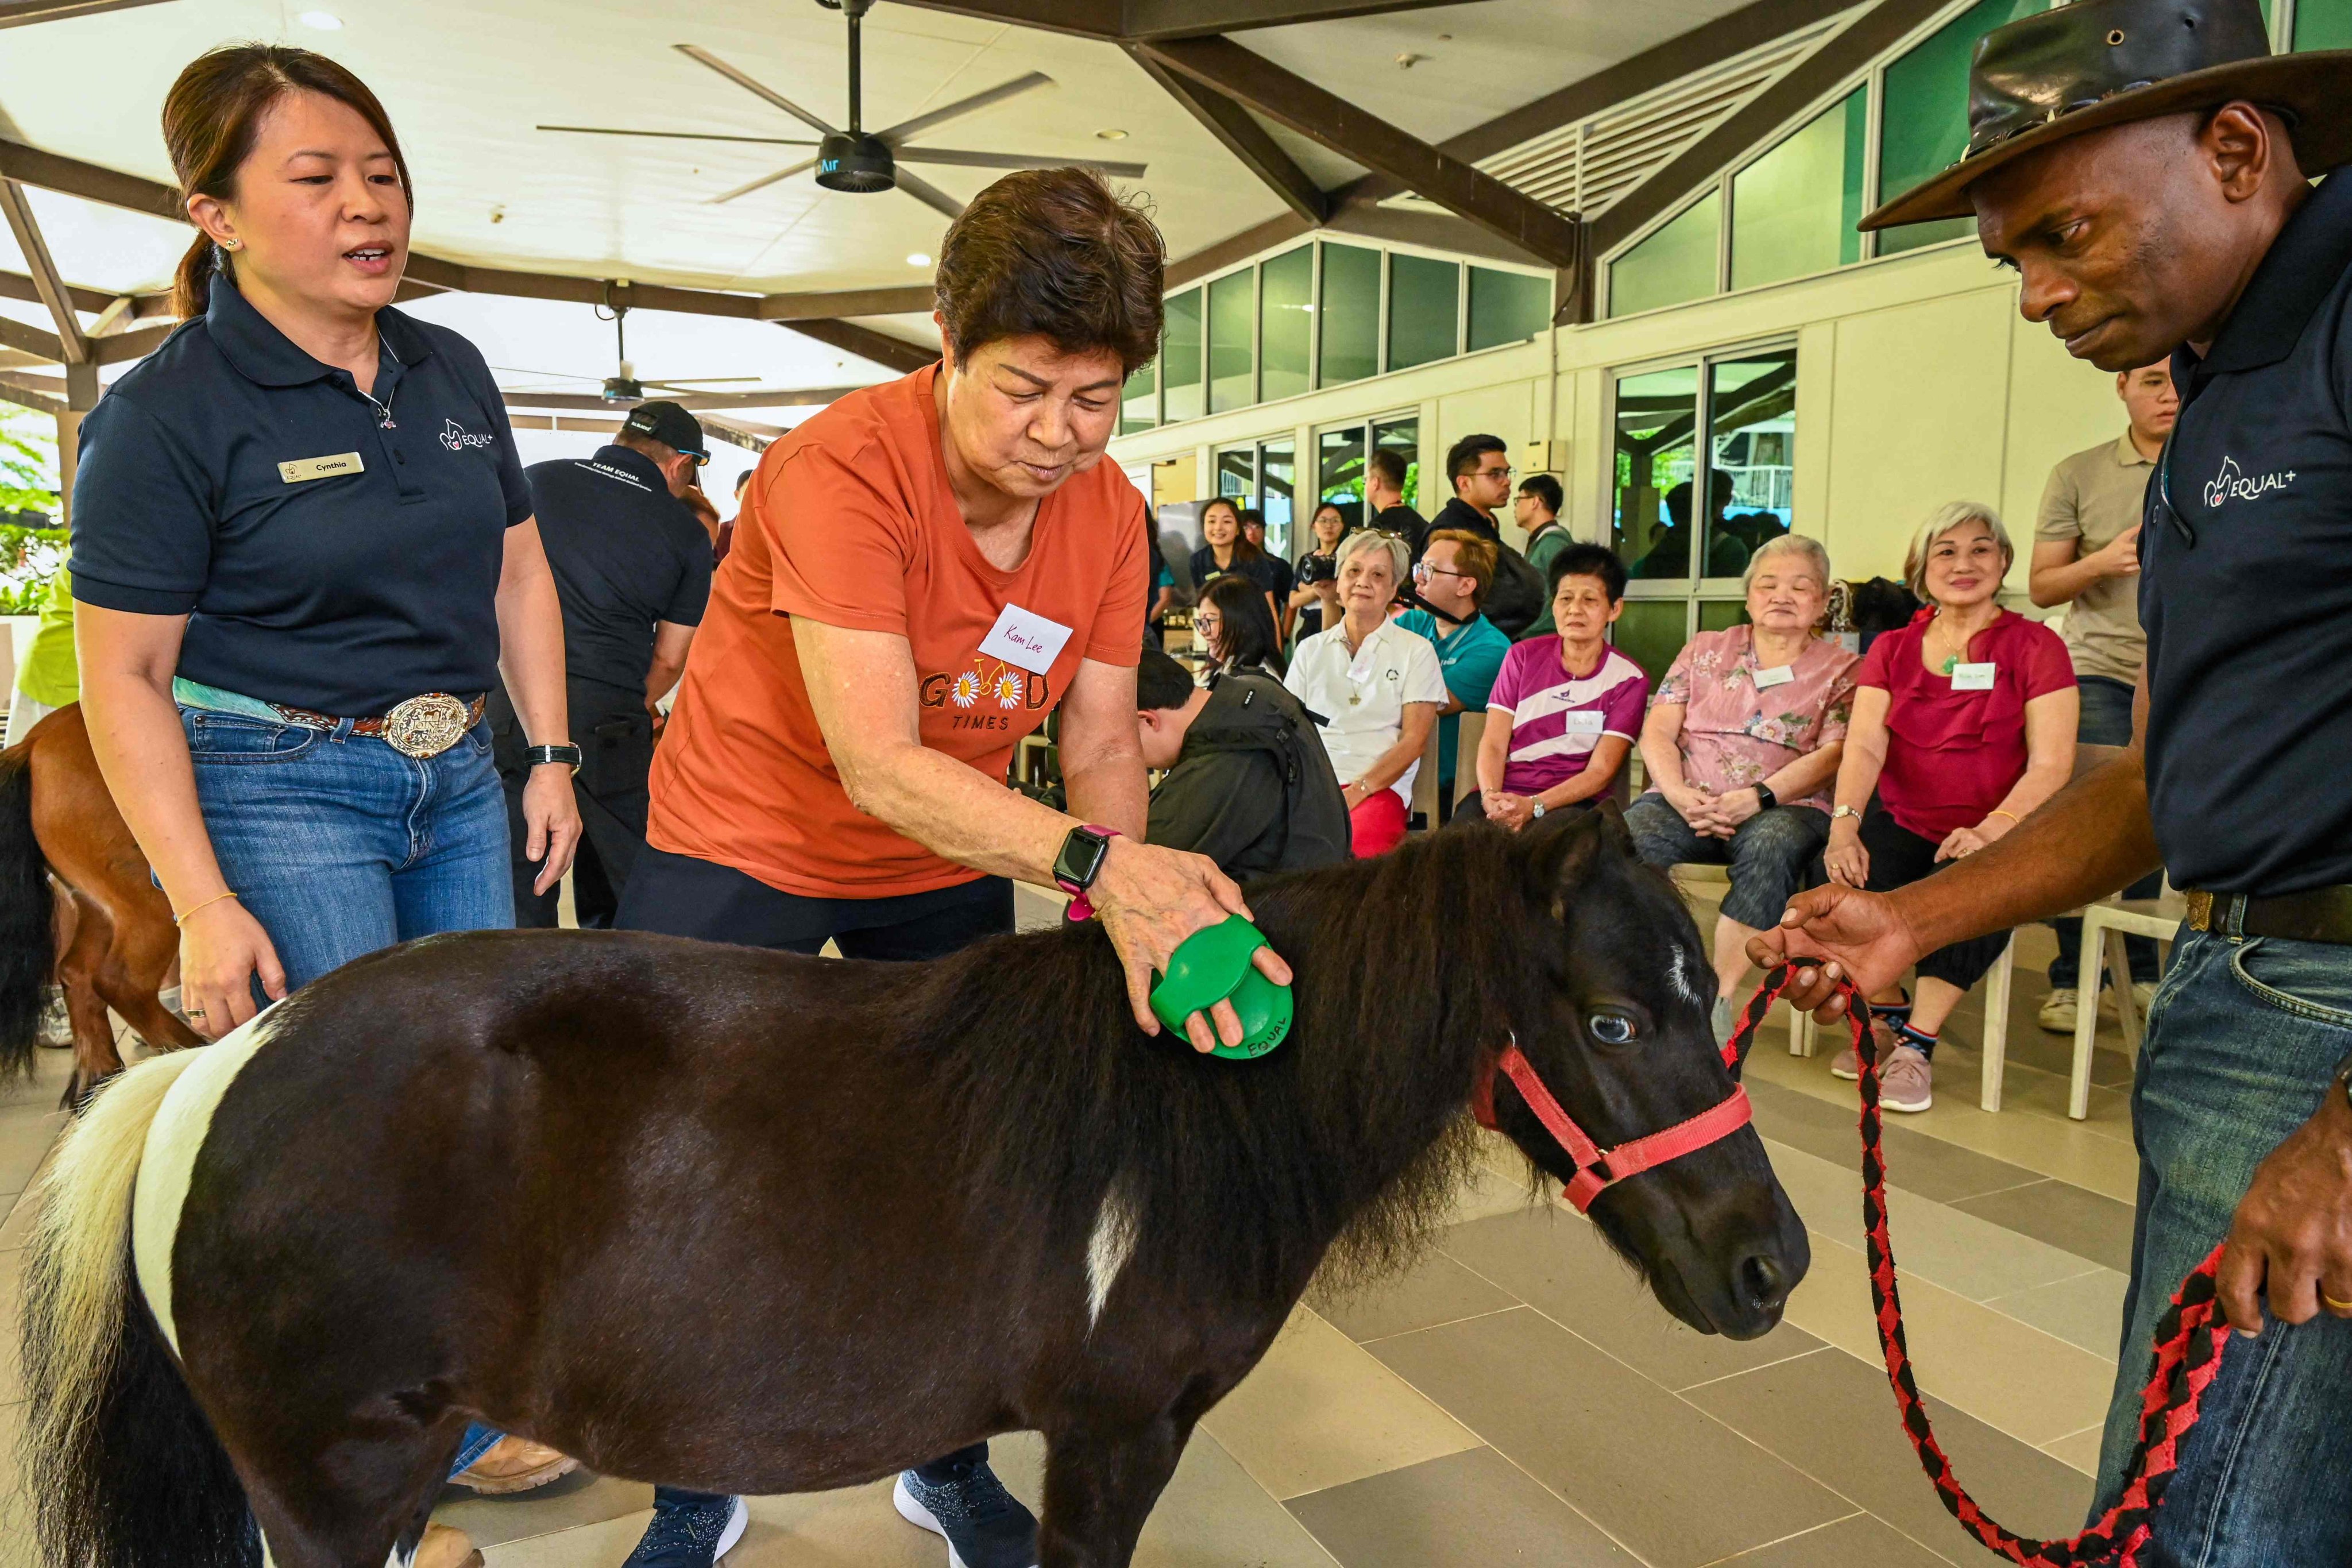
left=1625, top=534, right=1859, bottom=1038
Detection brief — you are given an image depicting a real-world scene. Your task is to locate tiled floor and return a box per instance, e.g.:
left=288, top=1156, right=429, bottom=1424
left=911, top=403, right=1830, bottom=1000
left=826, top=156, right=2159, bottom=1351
left=0, top=913, right=2150, bottom=1567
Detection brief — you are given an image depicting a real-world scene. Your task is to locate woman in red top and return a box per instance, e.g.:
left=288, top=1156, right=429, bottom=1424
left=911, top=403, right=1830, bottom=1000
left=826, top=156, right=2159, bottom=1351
left=616, top=169, right=1288, bottom=1568
left=1821, top=503, right=2078, bottom=1113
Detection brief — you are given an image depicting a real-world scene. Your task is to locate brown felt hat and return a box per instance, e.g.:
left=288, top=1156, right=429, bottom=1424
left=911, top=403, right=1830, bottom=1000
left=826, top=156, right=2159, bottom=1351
left=1861, top=0, right=2352, bottom=231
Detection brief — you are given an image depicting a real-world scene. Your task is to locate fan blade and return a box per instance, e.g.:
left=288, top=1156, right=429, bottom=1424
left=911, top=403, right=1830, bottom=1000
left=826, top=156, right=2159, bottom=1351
left=891, top=168, right=967, bottom=222
left=539, top=125, right=820, bottom=148
left=674, top=45, right=837, bottom=138
left=641, top=377, right=763, bottom=389
left=492, top=365, right=603, bottom=384
left=709, top=159, right=820, bottom=205
left=873, top=72, right=1052, bottom=148
left=894, top=148, right=1148, bottom=178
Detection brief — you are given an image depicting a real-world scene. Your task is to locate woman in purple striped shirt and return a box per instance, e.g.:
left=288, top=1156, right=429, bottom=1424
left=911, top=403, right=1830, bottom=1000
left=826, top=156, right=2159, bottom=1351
left=1469, top=544, right=1648, bottom=828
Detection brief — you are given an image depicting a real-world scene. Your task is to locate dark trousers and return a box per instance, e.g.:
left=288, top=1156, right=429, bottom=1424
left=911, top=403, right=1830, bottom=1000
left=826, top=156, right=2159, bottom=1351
left=617, top=845, right=1014, bottom=1504
left=1861, top=801, right=2013, bottom=995
left=489, top=681, right=654, bottom=929
left=2048, top=674, right=2164, bottom=988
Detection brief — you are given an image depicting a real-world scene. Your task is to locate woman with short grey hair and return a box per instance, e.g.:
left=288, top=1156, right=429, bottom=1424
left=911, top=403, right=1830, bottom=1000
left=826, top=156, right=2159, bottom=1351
left=1628, top=530, right=1860, bottom=1040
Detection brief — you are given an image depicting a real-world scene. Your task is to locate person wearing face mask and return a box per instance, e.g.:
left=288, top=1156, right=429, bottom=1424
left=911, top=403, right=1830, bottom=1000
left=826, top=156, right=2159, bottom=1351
left=65, top=44, right=585, bottom=1567
left=619, top=167, right=1289, bottom=1568
left=1816, top=503, right=2078, bottom=1113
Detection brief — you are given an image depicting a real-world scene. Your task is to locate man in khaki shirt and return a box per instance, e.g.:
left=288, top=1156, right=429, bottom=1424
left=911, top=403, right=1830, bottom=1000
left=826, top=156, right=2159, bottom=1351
left=2027, top=360, right=2178, bottom=1029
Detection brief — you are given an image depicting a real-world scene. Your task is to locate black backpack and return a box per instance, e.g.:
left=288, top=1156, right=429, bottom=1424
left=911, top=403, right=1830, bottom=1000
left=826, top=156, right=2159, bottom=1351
left=1481, top=543, right=1548, bottom=638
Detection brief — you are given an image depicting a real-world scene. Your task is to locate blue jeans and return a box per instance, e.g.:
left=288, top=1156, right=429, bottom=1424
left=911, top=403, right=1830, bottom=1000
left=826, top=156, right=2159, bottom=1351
left=183, top=705, right=513, bottom=1472
left=1622, top=793, right=1828, bottom=932
left=2092, top=924, right=2352, bottom=1565
left=2049, top=675, right=2162, bottom=988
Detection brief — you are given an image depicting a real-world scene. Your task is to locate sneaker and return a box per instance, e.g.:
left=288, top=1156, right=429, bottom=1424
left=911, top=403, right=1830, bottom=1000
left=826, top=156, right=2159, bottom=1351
left=894, top=1463, right=1040, bottom=1568
left=1832, top=1017, right=1897, bottom=1083
left=623, top=1492, right=749, bottom=1567
left=1879, top=1044, right=1933, bottom=1114
left=414, top=1524, right=484, bottom=1568
left=2037, top=987, right=2080, bottom=1033
left=447, top=1435, right=578, bottom=1494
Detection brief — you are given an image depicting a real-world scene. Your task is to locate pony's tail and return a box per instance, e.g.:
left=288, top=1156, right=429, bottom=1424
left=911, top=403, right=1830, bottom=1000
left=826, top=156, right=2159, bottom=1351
left=0, top=740, right=53, bottom=1080
left=20, top=1052, right=260, bottom=1568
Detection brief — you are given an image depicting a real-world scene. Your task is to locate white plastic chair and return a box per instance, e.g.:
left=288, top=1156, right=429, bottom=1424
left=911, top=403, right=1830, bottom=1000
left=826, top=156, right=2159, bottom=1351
left=2065, top=889, right=2184, bottom=1120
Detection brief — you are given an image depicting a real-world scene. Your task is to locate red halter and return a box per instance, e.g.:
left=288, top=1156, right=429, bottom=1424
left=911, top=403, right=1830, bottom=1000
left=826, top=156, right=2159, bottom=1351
left=1470, top=1030, right=1753, bottom=1214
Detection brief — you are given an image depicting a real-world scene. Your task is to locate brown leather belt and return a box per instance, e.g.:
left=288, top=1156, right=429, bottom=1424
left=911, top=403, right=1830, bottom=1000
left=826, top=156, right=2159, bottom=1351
left=267, top=693, right=486, bottom=759
left=2183, top=885, right=2352, bottom=945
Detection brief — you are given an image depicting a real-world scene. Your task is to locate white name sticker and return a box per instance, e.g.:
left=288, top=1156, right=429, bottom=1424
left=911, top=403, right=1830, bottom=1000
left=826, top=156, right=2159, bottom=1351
left=1560, top=710, right=1605, bottom=735
left=279, top=451, right=364, bottom=485
left=1951, top=661, right=1997, bottom=692
left=978, top=603, right=1073, bottom=677
left=1754, top=663, right=1796, bottom=690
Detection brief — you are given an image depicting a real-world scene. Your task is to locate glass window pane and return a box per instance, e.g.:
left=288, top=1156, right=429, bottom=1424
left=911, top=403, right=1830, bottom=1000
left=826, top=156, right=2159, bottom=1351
left=1208, top=270, right=1255, bottom=414
left=1387, top=254, right=1460, bottom=372
left=2299, top=0, right=2352, bottom=48
left=1878, top=0, right=2042, bottom=256
left=1373, top=415, right=1421, bottom=512
left=1705, top=350, right=1799, bottom=581
left=1216, top=443, right=1254, bottom=501
left=1261, top=439, right=1296, bottom=558
left=1318, top=243, right=1381, bottom=388
left=1164, top=288, right=1203, bottom=423
left=1318, top=423, right=1367, bottom=526
left=1697, top=600, right=1752, bottom=634
left=1120, top=360, right=1156, bottom=436
left=1467, top=267, right=1551, bottom=352
left=1613, top=601, right=1690, bottom=689
left=1260, top=248, right=1312, bottom=403
left=1613, top=365, right=1699, bottom=581
left=1731, top=88, right=1867, bottom=291
left=1608, top=191, right=1721, bottom=318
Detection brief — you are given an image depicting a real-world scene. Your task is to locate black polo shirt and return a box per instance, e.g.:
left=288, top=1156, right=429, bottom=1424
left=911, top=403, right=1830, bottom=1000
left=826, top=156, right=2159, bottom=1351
left=526, top=445, right=712, bottom=701
left=2141, top=165, right=2352, bottom=895
left=68, top=277, right=532, bottom=716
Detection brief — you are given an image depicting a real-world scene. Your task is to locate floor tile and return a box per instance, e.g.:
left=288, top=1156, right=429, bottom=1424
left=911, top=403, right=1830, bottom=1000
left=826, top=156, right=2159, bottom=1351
left=1778, top=1235, right=2116, bottom=1445
left=2040, top=1424, right=2106, bottom=1478
left=1437, top=1207, right=1826, bottom=1391
left=433, top=1469, right=651, bottom=1549
left=1435, top=1157, right=1547, bottom=1228
left=1983, top=1269, right=2129, bottom=1361
left=1308, top=1246, right=1519, bottom=1344
left=1369, top=1307, right=1848, bottom=1568
left=1712, top=1512, right=1952, bottom=1567
left=1746, top=1079, right=2038, bottom=1204
left=1196, top=1306, right=1481, bottom=1500
left=1683, top=1346, right=2095, bottom=1565
left=1285, top=1446, right=1637, bottom=1566
left=1952, top=1181, right=2138, bottom=1274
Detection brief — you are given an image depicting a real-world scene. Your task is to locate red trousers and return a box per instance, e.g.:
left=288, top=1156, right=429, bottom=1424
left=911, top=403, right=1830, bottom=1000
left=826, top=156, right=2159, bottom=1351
left=1349, top=787, right=1408, bottom=858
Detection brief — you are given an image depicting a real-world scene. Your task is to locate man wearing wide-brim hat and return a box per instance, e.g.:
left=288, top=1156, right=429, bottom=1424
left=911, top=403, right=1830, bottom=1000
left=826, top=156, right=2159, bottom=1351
left=1758, top=1, right=2352, bottom=1558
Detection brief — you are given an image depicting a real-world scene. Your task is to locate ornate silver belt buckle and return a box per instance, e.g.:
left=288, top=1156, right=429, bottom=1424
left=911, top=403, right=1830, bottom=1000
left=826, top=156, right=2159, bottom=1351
left=383, top=693, right=470, bottom=759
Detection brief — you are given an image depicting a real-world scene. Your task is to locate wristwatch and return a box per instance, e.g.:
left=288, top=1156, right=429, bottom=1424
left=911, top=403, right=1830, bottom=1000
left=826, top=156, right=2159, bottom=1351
left=1530, top=801, right=1548, bottom=820
left=524, top=743, right=583, bottom=774
left=1832, top=805, right=1863, bottom=822
left=1754, top=783, right=1779, bottom=812
left=1053, top=824, right=1122, bottom=921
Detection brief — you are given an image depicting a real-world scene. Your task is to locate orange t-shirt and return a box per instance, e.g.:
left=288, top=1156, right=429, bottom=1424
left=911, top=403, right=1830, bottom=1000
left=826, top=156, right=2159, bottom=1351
left=647, top=364, right=1149, bottom=898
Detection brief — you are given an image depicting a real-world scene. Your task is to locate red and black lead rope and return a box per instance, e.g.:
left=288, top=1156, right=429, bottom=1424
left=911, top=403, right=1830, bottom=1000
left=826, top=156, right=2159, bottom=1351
left=1727, top=968, right=2231, bottom=1568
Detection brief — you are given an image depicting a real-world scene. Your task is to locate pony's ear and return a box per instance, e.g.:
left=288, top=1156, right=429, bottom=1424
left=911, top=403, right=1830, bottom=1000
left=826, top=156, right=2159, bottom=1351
left=1594, top=797, right=1637, bottom=858
left=1523, top=807, right=1604, bottom=910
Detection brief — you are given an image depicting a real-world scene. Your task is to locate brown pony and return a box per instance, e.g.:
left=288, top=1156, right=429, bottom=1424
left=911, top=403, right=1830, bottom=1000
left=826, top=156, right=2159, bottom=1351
left=21, top=807, right=1807, bottom=1568
left=0, top=704, right=201, bottom=1104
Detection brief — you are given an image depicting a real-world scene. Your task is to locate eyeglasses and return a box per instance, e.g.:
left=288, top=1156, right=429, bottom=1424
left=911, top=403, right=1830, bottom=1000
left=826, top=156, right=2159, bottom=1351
left=1412, top=562, right=1469, bottom=581
left=1474, top=465, right=1515, bottom=481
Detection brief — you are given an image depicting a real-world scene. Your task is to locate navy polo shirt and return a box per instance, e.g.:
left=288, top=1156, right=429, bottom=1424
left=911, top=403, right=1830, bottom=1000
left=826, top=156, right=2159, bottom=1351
left=68, top=278, right=532, bottom=716
left=2141, top=165, right=2352, bottom=895
left=525, top=445, right=712, bottom=700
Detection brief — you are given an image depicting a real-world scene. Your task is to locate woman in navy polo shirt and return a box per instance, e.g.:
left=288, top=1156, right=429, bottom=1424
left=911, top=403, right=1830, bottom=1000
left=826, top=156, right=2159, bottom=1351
left=67, top=47, right=582, bottom=1544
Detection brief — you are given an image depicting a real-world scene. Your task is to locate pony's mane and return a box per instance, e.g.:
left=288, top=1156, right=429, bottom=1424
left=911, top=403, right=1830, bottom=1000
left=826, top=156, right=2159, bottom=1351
left=893, top=826, right=1539, bottom=1310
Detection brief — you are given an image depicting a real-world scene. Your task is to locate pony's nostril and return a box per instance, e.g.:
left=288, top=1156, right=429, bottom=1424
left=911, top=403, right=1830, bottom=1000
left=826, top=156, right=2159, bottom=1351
left=1739, top=1252, right=1789, bottom=1311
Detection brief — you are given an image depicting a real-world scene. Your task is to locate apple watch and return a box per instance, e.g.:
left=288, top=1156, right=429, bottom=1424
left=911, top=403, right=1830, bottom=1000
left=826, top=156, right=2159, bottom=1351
left=1053, top=824, right=1121, bottom=921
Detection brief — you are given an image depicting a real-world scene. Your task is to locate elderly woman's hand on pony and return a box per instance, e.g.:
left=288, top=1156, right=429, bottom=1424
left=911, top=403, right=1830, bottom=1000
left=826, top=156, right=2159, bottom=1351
left=1086, top=837, right=1293, bottom=1054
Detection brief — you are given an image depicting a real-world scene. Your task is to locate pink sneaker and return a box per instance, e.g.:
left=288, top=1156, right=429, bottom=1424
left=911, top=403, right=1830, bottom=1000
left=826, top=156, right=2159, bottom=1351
left=1878, top=1044, right=1933, bottom=1113
left=1831, top=1017, right=1894, bottom=1082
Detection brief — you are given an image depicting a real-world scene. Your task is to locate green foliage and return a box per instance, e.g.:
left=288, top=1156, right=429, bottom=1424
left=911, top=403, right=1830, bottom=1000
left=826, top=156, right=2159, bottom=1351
left=0, top=523, right=66, bottom=615
left=0, top=405, right=60, bottom=519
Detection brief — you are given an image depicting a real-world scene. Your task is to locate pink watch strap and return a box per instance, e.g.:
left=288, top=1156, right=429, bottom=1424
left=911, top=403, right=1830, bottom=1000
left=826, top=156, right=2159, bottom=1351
left=1059, top=826, right=1121, bottom=922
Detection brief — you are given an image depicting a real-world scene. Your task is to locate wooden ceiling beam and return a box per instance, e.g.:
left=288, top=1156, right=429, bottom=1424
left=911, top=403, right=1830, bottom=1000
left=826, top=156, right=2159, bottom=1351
left=1137, top=35, right=1584, bottom=269
left=1592, top=0, right=1950, bottom=257
left=0, top=179, right=91, bottom=363
left=1127, top=48, right=1328, bottom=224
left=0, top=0, right=175, bottom=28
left=782, top=319, right=939, bottom=377
left=0, top=314, right=65, bottom=364
left=90, top=321, right=176, bottom=365
left=0, top=372, right=65, bottom=416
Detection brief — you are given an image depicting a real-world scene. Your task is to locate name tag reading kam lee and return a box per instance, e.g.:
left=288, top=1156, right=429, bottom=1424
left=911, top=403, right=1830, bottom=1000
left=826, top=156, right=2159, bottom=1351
left=978, top=603, right=1073, bottom=677
left=1951, top=661, right=1998, bottom=691
left=1754, top=663, right=1797, bottom=690
left=279, top=452, right=364, bottom=485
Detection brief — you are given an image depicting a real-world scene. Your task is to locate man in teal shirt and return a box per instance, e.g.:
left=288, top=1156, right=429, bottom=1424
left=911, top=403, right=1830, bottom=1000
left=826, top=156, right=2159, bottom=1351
left=1397, top=529, right=1511, bottom=821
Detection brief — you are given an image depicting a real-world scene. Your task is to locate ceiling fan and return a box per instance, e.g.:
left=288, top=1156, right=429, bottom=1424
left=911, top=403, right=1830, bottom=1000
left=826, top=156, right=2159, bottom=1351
left=537, top=0, right=1147, bottom=219
left=497, top=299, right=762, bottom=404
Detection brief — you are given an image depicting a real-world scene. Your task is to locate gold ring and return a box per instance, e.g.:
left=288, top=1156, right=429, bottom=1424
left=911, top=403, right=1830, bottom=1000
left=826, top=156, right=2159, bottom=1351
left=2325, top=1295, right=2352, bottom=1314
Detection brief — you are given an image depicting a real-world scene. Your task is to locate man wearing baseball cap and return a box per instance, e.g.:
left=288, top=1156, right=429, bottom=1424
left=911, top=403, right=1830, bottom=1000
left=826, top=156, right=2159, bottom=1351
left=1751, top=2, right=2352, bottom=1557
left=488, top=399, right=716, bottom=927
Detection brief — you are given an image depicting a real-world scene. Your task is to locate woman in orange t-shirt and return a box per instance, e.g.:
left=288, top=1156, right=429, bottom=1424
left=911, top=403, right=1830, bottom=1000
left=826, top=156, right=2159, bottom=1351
left=613, top=170, right=1291, bottom=1568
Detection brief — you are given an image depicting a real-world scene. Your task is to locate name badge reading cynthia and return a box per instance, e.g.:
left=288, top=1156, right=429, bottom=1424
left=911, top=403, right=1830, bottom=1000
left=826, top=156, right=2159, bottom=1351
left=279, top=452, right=364, bottom=485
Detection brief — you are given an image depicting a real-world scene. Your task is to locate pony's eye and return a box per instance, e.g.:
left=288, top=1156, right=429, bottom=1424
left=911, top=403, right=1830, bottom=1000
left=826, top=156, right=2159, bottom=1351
left=1588, top=1013, right=1636, bottom=1045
